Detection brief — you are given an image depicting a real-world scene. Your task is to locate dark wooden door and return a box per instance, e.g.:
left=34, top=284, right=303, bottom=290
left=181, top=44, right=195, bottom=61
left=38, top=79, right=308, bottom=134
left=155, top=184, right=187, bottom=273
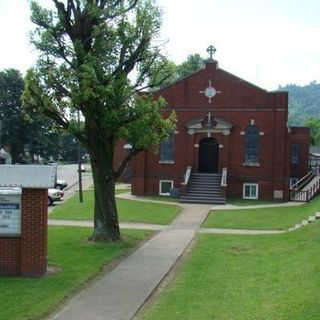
left=199, top=138, right=219, bottom=173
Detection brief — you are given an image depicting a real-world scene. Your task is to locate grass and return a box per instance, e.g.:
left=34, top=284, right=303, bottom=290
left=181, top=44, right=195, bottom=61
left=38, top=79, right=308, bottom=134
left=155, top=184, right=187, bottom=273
left=141, top=195, right=179, bottom=203
left=227, top=197, right=281, bottom=206
left=140, top=221, right=320, bottom=320
left=203, top=196, right=320, bottom=230
left=50, top=190, right=181, bottom=225
left=0, top=226, right=150, bottom=320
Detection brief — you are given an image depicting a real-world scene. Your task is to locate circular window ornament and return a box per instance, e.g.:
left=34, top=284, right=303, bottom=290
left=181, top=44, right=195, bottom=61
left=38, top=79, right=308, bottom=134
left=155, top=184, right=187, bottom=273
left=204, top=87, right=217, bottom=98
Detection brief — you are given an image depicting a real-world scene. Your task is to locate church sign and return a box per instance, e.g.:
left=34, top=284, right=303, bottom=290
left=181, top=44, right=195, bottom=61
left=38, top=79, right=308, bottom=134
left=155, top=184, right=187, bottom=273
left=0, top=189, right=21, bottom=235
left=0, top=165, right=56, bottom=277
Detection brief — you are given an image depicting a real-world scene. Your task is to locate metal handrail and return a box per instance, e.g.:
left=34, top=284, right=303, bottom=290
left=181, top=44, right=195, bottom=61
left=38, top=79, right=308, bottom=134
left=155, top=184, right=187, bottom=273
left=221, top=167, right=227, bottom=187
left=290, top=169, right=316, bottom=191
left=183, top=166, right=192, bottom=185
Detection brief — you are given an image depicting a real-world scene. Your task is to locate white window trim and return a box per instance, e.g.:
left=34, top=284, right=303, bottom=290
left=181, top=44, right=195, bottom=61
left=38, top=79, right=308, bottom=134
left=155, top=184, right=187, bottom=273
left=159, top=160, right=175, bottom=164
left=159, top=180, right=174, bottom=196
left=243, top=183, right=259, bottom=200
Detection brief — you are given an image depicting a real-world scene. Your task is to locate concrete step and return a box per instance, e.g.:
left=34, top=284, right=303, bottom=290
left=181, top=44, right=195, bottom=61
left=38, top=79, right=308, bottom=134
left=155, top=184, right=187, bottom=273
left=180, top=198, right=226, bottom=204
left=315, top=212, right=320, bottom=218
left=188, top=183, right=221, bottom=188
left=308, top=216, right=316, bottom=222
left=301, top=220, right=309, bottom=226
left=181, top=196, right=226, bottom=202
left=187, top=189, right=222, bottom=195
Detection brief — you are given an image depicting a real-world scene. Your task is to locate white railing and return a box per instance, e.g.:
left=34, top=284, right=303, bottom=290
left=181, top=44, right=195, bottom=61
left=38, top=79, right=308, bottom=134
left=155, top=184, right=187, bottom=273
left=290, top=169, right=320, bottom=202
left=290, top=169, right=316, bottom=191
left=183, top=166, right=192, bottom=185
left=221, top=167, right=227, bottom=187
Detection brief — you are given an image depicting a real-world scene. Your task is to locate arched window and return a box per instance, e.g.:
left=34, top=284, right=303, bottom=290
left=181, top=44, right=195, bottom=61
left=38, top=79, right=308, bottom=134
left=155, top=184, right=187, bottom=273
left=245, top=125, right=259, bottom=164
left=159, top=134, right=174, bottom=162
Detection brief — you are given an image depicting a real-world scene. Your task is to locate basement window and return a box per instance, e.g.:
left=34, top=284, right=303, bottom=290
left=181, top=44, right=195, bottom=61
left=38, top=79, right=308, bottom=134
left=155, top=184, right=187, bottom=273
left=159, top=180, right=173, bottom=196
left=243, top=183, right=259, bottom=199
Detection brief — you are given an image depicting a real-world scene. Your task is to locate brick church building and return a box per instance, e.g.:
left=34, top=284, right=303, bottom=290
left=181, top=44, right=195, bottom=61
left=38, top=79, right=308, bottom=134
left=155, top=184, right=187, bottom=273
left=128, top=46, right=310, bottom=203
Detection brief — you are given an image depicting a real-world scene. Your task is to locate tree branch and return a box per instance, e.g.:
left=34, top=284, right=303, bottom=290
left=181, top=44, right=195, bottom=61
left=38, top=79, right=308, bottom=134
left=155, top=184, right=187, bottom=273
left=114, top=146, right=141, bottom=179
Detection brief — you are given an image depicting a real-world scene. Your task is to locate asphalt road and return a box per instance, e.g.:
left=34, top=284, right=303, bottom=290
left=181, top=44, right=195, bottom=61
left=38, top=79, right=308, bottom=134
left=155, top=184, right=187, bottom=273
left=49, top=163, right=93, bottom=211
left=56, top=164, right=83, bottom=188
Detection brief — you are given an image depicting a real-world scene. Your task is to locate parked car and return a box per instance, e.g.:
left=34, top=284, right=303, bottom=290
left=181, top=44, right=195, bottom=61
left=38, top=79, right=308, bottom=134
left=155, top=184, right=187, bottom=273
left=48, top=188, right=64, bottom=206
left=55, top=179, right=68, bottom=190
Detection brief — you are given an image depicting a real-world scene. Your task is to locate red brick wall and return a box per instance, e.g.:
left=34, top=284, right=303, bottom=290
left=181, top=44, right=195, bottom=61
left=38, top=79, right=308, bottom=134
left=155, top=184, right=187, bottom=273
left=0, top=238, right=20, bottom=275
left=0, top=188, right=48, bottom=277
left=289, top=127, right=310, bottom=178
left=129, top=60, right=309, bottom=201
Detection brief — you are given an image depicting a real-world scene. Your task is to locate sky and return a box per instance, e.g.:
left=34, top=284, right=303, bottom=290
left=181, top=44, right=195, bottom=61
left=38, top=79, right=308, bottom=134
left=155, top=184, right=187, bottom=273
left=1, top=0, right=320, bottom=90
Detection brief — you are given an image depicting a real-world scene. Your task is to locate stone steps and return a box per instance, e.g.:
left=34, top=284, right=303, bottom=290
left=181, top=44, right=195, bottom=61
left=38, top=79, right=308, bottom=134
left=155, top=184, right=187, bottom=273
left=288, top=212, right=320, bottom=231
left=180, top=173, right=226, bottom=204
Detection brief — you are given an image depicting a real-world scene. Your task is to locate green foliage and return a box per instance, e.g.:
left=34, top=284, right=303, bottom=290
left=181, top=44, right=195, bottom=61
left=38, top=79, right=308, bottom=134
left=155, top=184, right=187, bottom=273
left=176, top=53, right=204, bottom=78
left=281, top=81, right=320, bottom=127
left=23, top=1, right=177, bottom=238
left=149, top=53, right=205, bottom=91
left=141, top=223, right=320, bottom=319
left=0, top=68, right=63, bottom=162
left=23, top=0, right=176, bottom=173
left=306, top=117, right=320, bottom=146
left=0, top=69, right=27, bottom=160
left=0, top=226, right=149, bottom=320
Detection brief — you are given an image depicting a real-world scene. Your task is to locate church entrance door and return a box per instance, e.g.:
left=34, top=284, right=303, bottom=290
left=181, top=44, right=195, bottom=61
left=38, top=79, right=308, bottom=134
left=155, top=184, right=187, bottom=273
left=198, top=138, right=219, bottom=173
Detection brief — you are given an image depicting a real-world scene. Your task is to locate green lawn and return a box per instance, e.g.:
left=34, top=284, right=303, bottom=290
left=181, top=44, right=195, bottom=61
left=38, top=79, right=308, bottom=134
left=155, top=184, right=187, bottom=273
left=50, top=190, right=181, bottom=225
left=0, top=226, right=150, bottom=320
left=140, top=221, right=320, bottom=320
left=227, top=198, right=281, bottom=206
left=142, top=195, right=179, bottom=203
left=203, top=196, right=320, bottom=230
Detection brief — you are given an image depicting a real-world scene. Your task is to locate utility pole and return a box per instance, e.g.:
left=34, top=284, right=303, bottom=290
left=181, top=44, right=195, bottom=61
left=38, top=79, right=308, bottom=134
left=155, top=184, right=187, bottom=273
left=0, top=120, right=2, bottom=148
left=77, top=110, right=83, bottom=203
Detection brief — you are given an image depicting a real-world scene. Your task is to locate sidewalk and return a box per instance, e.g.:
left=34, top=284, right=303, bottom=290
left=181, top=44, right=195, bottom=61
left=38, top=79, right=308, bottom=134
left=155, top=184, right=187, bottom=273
left=49, top=203, right=211, bottom=320
left=48, top=191, right=300, bottom=320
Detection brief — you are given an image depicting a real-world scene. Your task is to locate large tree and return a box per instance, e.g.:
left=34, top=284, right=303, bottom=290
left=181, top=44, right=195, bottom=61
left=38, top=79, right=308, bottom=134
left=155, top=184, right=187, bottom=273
left=0, top=69, right=27, bottom=160
left=23, top=0, right=175, bottom=241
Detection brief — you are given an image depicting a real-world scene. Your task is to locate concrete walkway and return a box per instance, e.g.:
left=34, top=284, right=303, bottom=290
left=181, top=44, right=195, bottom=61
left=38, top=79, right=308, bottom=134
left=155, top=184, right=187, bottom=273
left=48, top=191, right=300, bottom=320
left=49, top=203, right=211, bottom=320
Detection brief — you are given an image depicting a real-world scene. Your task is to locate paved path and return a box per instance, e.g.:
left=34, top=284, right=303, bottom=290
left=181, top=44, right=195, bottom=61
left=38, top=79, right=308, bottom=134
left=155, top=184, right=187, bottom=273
left=48, top=191, right=298, bottom=320
left=49, top=203, right=211, bottom=320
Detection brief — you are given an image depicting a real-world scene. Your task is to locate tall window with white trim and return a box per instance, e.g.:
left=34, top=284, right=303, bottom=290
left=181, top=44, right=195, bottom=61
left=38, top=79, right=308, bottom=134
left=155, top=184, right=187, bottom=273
left=159, top=134, right=174, bottom=162
left=245, top=125, right=259, bottom=164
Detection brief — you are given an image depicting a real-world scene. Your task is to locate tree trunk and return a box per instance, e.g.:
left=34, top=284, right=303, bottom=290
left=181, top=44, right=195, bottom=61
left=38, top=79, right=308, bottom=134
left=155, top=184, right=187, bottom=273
left=88, top=141, right=120, bottom=242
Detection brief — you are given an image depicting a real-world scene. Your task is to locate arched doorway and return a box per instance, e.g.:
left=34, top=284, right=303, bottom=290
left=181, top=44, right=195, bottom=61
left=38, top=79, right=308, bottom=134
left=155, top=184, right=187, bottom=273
left=198, top=138, right=219, bottom=173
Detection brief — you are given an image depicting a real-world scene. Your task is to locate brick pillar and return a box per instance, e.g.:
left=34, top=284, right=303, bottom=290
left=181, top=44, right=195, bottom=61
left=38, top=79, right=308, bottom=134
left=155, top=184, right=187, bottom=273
left=20, top=189, right=48, bottom=277
left=0, top=238, right=20, bottom=275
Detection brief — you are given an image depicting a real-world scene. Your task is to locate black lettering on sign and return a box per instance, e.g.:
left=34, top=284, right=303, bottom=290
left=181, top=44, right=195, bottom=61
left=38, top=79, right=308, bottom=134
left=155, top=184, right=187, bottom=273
left=0, top=224, right=9, bottom=228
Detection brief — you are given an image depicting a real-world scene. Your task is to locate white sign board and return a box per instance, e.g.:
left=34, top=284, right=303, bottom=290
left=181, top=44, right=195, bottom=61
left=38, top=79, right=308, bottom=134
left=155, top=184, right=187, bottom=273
left=0, top=189, right=21, bottom=235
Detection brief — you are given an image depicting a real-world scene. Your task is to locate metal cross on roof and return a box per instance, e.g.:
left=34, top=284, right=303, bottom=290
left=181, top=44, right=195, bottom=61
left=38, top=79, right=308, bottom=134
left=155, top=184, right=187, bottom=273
left=207, top=45, right=216, bottom=59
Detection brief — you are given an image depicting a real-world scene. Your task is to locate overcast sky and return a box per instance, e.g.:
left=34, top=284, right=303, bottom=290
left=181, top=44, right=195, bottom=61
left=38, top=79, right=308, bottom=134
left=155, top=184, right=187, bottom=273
left=1, top=0, right=320, bottom=90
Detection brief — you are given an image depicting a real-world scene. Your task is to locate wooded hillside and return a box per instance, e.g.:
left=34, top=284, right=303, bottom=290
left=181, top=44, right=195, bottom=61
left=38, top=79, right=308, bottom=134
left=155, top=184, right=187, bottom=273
left=280, top=82, right=320, bottom=126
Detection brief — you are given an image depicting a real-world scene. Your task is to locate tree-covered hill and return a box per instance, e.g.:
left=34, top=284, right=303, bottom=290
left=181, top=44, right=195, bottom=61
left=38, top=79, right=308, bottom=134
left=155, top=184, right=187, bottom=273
left=280, top=82, right=320, bottom=126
